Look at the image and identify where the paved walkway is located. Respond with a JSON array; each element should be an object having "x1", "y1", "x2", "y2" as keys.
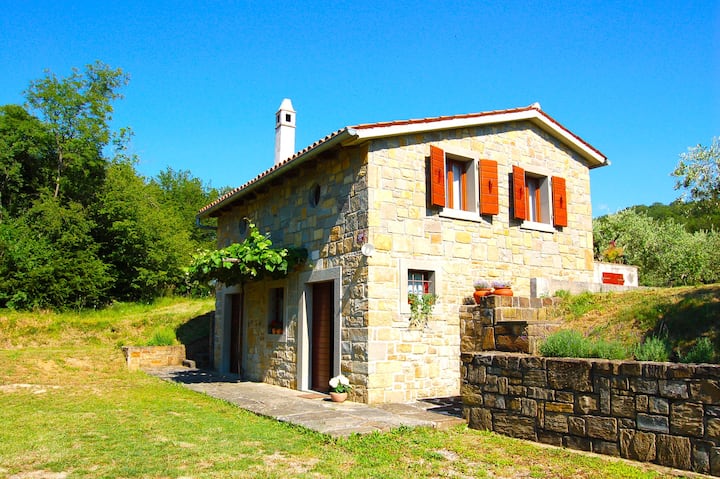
[{"x1": 147, "y1": 367, "x2": 466, "y2": 438}]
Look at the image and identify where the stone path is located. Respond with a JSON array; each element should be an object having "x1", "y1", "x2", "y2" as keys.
[{"x1": 147, "y1": 367, "x2": 465, "y2": 438}]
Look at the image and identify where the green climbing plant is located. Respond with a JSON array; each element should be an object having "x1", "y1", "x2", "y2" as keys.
[{"x1": 187, "y1": 221, "x2": 307, "y2": 287}]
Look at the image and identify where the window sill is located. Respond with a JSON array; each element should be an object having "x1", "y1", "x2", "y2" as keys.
[
  {"x1": 439, "y1": 208, "x2": 485, "y2": 223},
  {"x1": 520, "y1": 220, "x2": 556, "y2": 233}
]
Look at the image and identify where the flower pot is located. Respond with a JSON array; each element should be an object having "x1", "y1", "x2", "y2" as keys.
[
  {"x1": 492, "y1": 287, "x2": 513, "y2": 296},
  {"x1": 473, "y1": 289, "x2": 492, "y2": 303},
  {"x1": 329, "y1": 392, "x2": 347, "y2": 403}
]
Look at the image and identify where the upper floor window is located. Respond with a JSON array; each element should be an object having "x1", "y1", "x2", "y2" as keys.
[
  {"x1": 429, "y1": 145, "x2": 498, "y2": 218},
  {"x1": 408, "y1": 269, "x2": 433, "y2": 296},
  {"x1": 513, "y1": 165, "x2": 567, "y2": 230}
]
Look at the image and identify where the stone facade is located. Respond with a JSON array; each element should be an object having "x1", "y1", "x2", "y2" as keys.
[
  {"x1": 206, "y1": 112, "x2": 602, "y2": 404},
  {"x1": 462, "y1": 352, "x2": 720, "y2": 476}
]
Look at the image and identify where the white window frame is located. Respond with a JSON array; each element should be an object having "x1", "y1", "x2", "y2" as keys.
[
  {"x1": 520, "y1": 168, "x2": 555, "y2": 233},
  {"x1": 435, "y1": 146, "x2": 483, "y2": 222},
  {"x1": 399, "y1": 259, "x2": 441, "y2": 316}
]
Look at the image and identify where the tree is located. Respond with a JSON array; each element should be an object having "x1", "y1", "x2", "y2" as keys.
[
  {"x1": 0, "y1": 105, "x2": 55, "y2": 219},
  {"x1": 672, "y1": 137, "x2": 720, "y2": 210},
  {"x1": 24, "y1": 61, "x2": 129, "y2": 203}
]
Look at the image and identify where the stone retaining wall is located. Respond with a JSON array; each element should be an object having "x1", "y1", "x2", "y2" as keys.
[
  {"x1": 461, "y1": 352, "x2": 720, "y2": 476},
  {"x1": 122, "y1": 345, "x2": 186, "y2": 371}
]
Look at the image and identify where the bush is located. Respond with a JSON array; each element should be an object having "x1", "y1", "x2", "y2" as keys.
[
  {"x1": 540, "y1": 329, "x2": 629, "y2": 360},
  {"x1": 146, "y1": 327, "x2": 177, "y2": 346},
  {"x1": 634, "y1": 336, "x2": 671, "y2": 362},
  {"x1": 681, "y1": 337, "x2": 716, "y2": 364},
  {"x1": 540, "y1": 330, "x2": 592, "y2": 358}
]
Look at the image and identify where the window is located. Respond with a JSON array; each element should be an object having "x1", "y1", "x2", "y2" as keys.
[
  {"x1": 430, "y1": 145, "x2": 497, "y2": 218},
  {"x1": 268, "y1": 287, "x2": 284, "y2": 335},
  {"x1": 512, "y1": 166, "x2": 567, "y2": 229},
  {"x1": 408, "y1": 270, "x2": 433, "y2": 296}
]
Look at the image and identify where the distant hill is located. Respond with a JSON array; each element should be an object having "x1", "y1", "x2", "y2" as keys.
[{"x1": 628, "y1": 200, "x2": 719, "y2": 232}]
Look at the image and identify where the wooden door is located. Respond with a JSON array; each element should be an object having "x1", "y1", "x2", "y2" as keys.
[
  {"x1": 311, "y1": 282, "x2": 334, "y2": 392},
  {"x1": 230, "y1": 293, "x2": 242, "y2": 375}
]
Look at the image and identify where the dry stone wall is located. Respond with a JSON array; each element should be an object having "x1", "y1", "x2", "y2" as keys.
[{"x1": 462, "y1": 352, "x2": 720, "y2": 475}]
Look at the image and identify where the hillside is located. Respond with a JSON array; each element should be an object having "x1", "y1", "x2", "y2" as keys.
[{"x1": 554, "y1": 284, "x2": 720, "y2": 360}]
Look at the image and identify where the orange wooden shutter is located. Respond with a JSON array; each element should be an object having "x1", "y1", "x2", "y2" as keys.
[
  {"x1": 429, "y1": 146, "x2": 446, "y2": 207},
  {"x1": 479, "y1": 159, "x2": 499, "y2": 215},
  {"x1": 512, "y1": 165, "x2": 527, "y2": 220},
  {"x1": 552, "y1": 176, "x2": 568, "y2": 227}
]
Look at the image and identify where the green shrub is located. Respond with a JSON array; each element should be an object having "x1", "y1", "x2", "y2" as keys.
[
  {"x1": 146, "y1": 326, "x2": 177, "y2": 346},
  {"x1": 591, "y1": 340, "x2": 629, "y2": 360},
  {"x1": 540, "y1": 330, "x2": 592, "y2": 358},
  {"x1": 634, "y1": 336, "x2": 671, "y2": 362},
  {"x1": 540, "y1": 330, "x2": 629, "y2": 360},
  {"x1": 681, "y1": 337, "x2": 716, "y2": 364}
]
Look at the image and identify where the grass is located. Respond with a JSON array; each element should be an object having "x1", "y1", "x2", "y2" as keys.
[
  {"x1": 0, "y1": 297, "x2": 693, "y2": 478},
  {"x1": 550, "y1": 284, "x2": 720, "y2": 362}
]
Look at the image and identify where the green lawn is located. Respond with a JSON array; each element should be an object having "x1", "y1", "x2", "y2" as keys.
[{"x1": 0, "y1": 298, "x2": 691, "y2": 478}]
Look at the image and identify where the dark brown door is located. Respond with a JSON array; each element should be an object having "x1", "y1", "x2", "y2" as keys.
[
  {"x1": 311, "y1": 282, "x2": 334, "y2": 393},
  {"x1": 230, "y1": 293, "x2": 242, "y2": 375}
]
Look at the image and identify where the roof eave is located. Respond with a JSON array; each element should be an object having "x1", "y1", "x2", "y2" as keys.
[
  {"x1": 344, "y1": 108, "x2": 608, "y2": 168},
  {"x1": 198, "y1": 128, "x2": 359, "y2": 218}
]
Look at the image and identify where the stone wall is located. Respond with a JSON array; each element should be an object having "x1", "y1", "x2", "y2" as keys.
[
  {"x1": 460, "y1": 297, "x2": 561, "y2": 355},
  {"x1": 462, "y1": 352, "x2": 720, "y2": 475},
  {"x1": 122, "y1": 345, "x2": 186, "y2": 371}
]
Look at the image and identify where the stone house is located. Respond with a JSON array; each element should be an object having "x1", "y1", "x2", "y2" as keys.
[{"x1": 197, "y1": 100, "x2": 608, "y2": 404}]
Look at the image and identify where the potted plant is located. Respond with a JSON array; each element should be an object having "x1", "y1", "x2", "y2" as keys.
[
  {"x1": 473, "y1": 279, "x2": 492, "y2": 303},
  {"x1": 328, "y1": 374, "x2": 352, "y2": 402},
  {"x1": 491, "y1": 280, "x2": 513, "y2": 296}
]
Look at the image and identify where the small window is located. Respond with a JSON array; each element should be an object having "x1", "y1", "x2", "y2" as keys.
[
  {"x1": 408, "y1": 270, "x2": 434, "y2": 296},
  {"x1": 285, "y1": 113, "x2": 292, "y2": 122},
  {"x1": 268, "y1": 287, "x2": 284, "y2": 335},
  {"x1": 309, "y1": 183, "x2": 321, "y2": 207},
  {"x1": 513, "y1": 166, "x2": 566, "y2": 231}
]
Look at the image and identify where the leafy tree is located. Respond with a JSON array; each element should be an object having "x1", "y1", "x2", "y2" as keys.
[
  {"x1": 151, "y1": 167, "x2": 220, "y2": 247},
  {"x1": 594, "y1": 209, "x2": 720, "y2": 286},
  {"x1": 0, "y1": 105, "x2": 55, "y2": 218},
  {"x1": 672, "y1": 136, "x2": 720, "y2": 211},
  {"x1": 0, "y1": 196, "x2": 110, "y2": 309},
  {"x1": 631, "y1": 200, "x2": 720, "y2": 233},
  {"x1": 94, "y1": 161, "x2": 194, "y2": 301},
  {"x1": 24, "y1": 61, "x2": 129, "y2": 203}
]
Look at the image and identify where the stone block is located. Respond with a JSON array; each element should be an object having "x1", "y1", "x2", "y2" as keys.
[
  {"x1": 637, "y1": 413, "x2": 669, "y2": 433},
  {"x1": 494, "y1": 412, "x2": 537, "y2": 440},
  {"x1": 545, "y1": 412, "x2": 569, "y2": 433},
  {"x1": 469, "y1": 407, "x2": 493, "y2": 431},
  {"x1": 527, "y1": 387, "x2": 554, "y2": 400},
  {"x1": 547, "y1": 358, "x2": 592, "y2": 392},
  {"x1": 629, "y1": 377, "x2": 658, "y2": 395},
  {"x1": 635, "y1": 394, "x2": 648, "y2": 412},
  {"x1": 657, "y1": 434, "x2": 691, "y2": 470},
  {"x1": 711, "y1": 447, "x2": 720, "y2": 476},
  {"x1": 593, "y1": 440, "x2": 619, "y2": 456},
  {"x1": 658, "y1": 380, "x2": 689, "y2": 399},
  {"x1": 545, "y1": 402, "x2": 574, "y2": 413},
  {"x1": 483, "y1": 393, "x2": 506, "y2": 410},
  {"x1": 670, "y1": 401, "x2": 704, "y2": 437},
  {"x1": 564, "y1": 435, "x2": 592, "y2": 451},
  {"x1": 620, "y1": 429, "x2": 656, "y2": 462},
  {"x1": 690, "y1": 380, "x2": 720, "y2": 404},
  {"x1": 568, "y1": 416, "x2": 587, "y2": 436},
  {"x1": 586, "y1": 416, "x2": 618, "y2": 441},
  {"x1": 648, "y1": 396, "x2": 669, "y2": 415},
  {"x1": 537, "y1": 431, "x2": 563, "y2": 446},
  {"x1": 707, "y1": 418, "x2": 720, "y2": 441},
  {"x1": 619, "y1": 361, "x2": 643, "y2": 377},
  {"x1": 692, "y1": 440, "x2": 713, "y2": 475},
  {"x1": 611, "y1": 394, "x2": 636, "y2": 418},
  {"x1": 576, "y1": 395, "x2": 598, "y2": 414}
]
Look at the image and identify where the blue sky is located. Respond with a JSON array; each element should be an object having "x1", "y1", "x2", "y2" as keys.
[{"x1": 1, "y1": 1, "x2": 718, "y2": 216}]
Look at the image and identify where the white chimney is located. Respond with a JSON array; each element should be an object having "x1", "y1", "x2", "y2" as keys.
[{"x1": 274, "y1": 98, "x2": 296, "y2": 166}]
